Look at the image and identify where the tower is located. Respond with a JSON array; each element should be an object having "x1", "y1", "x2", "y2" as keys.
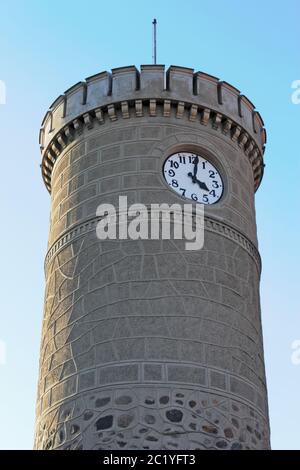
[{"x1": 35, "y1": 65, "x2": 270, "y2": 450}]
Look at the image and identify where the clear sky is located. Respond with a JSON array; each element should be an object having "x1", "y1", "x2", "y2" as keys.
[{"x1": 0, "y1": 0, "x2": 299, "y2": 450}]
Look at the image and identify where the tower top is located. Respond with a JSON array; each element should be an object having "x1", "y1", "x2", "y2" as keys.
[{"x1": 39, "y1": 64, "x2": 266, "y2": 193}]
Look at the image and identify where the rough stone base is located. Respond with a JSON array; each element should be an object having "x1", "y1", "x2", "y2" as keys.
[{"x1": 35, "y1": 385, "x2": 269, "y2": 450}]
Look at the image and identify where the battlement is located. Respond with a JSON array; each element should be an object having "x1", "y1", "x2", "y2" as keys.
[{"x1": 40, "y1": 65, "x2": 266, "y2": 192}]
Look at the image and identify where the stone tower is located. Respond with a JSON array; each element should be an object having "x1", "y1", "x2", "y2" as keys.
[{"x1": 35, "y1": 65, "x2": 270, "y2": 450}]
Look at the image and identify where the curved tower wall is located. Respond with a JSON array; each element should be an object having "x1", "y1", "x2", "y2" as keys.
[{"x1": 35, "y1": 65, "x2": 270, "y2": 450}]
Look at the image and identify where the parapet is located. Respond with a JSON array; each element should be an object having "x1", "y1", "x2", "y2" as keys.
[{"x1": 39, "y1": 65, "x2": 266, "y2": 193}]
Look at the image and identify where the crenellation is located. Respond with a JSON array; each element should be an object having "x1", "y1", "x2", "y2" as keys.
[
  {"x1": 222, "y1": 81, "x2": 241, "y2": 96},
  {"x1": 39, "y1": 65, "x2": 266, "y2": 157},
  {"x1": 51, "y1": 96, "x2": 67, "y2": 134},
  {"x1": 39, "y1": 128, "x2": 45, "y2": 151},
  {"x1": 111, "y1": 65, "x2": 140, "y2": 98},
  {"x1": 86, "y1": 71, "x2": 112, "y2": 107},
  {"x1": 217, "y1": 81, "x2": 223, "y2": 105},
  {"x1": 48, "y1": 93, "x2": 65, "y2": 114},
  {"x1": 220, "y1": 82, "x2": 241, "y2": 119},
  {"x1": 140, "y1": 64, "x2": 165, "y2": 93},
  {"x1": 262, "y1": 127, "x2": 267, "y2": 145},
  {"x1": 64, "y1": 82, "x2": 87, "y2": 118},
  {"x1": 39, "y1": 65, "x2": 266, "y2": 194},
  {"x1": 82, "y1": 83, "x2": 87, "y2": 106},
  {"x1": 193, "y1": 71, "x2": 220, "y2": 109},
  {"x1": 166, "y1": 65, "x2": 194, "y2": 96},
  {"x1": 42, "y1": 111, "x2": 53, "y2": 137},
  {"x1": 239, "y1": 95, "x2": 256, "y2": 136}
]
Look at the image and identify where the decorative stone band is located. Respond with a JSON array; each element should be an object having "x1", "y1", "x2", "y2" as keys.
[
  {"x1": 39, "y1": 65, "x2": 266, "y2": 193},
  {"x1": 40, "y1": 361, "x2": 268, "y2": 419},
  {"x1": 44, "y1": 214, "x2": 261, "y2": 274}
]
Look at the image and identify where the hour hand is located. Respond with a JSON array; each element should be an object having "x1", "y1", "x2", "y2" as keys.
[
  {"x1": 196, "y1": 179, "x2": 209, "y2": 191},
  {"x1": 188, "y1": 171, "x2": 196, "y2": 183},
  {"x1": 187, "y1": 172, "x2": 209, "y2": 192}
]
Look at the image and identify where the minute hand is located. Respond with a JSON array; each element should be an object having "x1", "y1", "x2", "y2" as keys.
[{"x1": 193, "y1": 156, "x2": 199, "y2": 179}]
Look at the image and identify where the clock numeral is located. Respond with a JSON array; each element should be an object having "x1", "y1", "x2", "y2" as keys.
[
  {"x1": 212, "y1": 180, "x2": 219, "y2": 188},
  {"x1": 186, "y1": 155, "x2": 196, "y2": 164},
  {"x1": 191, "y1": 193, "x2": 198, "y2": 201},
  {"x1": 172, "y1": 179, "x2": 179, "y2": 188},
  {"x1": 168, "y1": 169, "x2": 175, "y2": 177},
  {"x1": 179, "y1": 187, "x2": 186, "y2": 196},
  {"x1": 202, "y1": 161, "x2": 206, "y2": 169},
  {"x1": 179, "y1": 155, "x2": 186, "y2": 164},
  {"x1": 170, "y1": 160, "x2": 179, "y2": 169},
  {"x1": 209, "y1": 170, "x2": 216, "y2": 178},
  {"x1": 202, "y1": 194, "x2": 209, "y2": 203},
  {"x1": 209, "y1": 190, "x2": 216, "y2": 197}
]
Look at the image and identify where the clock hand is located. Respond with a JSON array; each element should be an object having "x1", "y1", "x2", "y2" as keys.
[
  {"x1": 187, "y1": 173, "x2": 209, "y2": 191},
  {"x1": 195, "y1": 178, "x2": 209, "y2": 191},
  {"x1": 193, "y1": 156, "x2": 199, "y2": 180},
  {"x1": 187, "y1": 156, "x2": 199, "y2": 184}
]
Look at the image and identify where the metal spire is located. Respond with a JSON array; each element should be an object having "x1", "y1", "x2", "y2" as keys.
[{"x1": 152, "y1": 18, "x2": 157, "y2": 64}]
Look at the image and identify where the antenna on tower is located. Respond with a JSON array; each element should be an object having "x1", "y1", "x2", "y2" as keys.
[{"x1": 152, "y1": 18, "x2": 157, "y2": 64}]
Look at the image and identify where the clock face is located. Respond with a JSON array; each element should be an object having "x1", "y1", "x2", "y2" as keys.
[{"x1": 163, "y1": 152, "x2": 224, "y2": 204}]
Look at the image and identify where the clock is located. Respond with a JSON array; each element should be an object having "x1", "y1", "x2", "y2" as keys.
[{"x1": 163, "y1": 152, "x2": 224, "y2": 204}]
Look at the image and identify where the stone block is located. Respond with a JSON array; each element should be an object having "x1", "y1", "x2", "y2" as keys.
[
  {"x1": 143, "y1": 363, "x2": 163, "y2": 381},
  {"x1": 113, "y1": 338, "x2": 145, "y2": 361},
  {"x1": 99, "y1": 364, "x2": 139, "y2": 384},
  {"x1": 70, "y1": 142, "x2": 86, "y2": 163},
  {"x1": 167, "y1": 365, "x2": 206, "y2": 385},
  {"x1": 101, "y1": 146, "x2": 121, "y2": 162},
  {"x1": 146, "y1": 338, "x2": 180, "y2": 360},
  {"x1": 114, "y1": 255, "x2": 142, "y2": 282},
  {"x1": 79, "y1": 370, "x2": 96, "y2": 390},
  {"x1": 230, "y1": 377, "x2": 255, "y2": 403},
  {"x1": 140, "y1": 126, "x2": 162, "y2": 139},
  {"x1": 210, "y1": 370, "x2": 227, "y2": 390},
  {"x1": 51, "y1": 376, "x2": 77, "y2": 404},
  {"x1": 180, "y1": 341, "x2": 204, "y2": 362},
  {"x1": 123, "y1": 141, "x2": 154, "y2": 156}
]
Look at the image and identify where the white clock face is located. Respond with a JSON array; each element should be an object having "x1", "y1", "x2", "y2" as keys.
[{"x1": 163, "y1": 152, "x2": 224, "y2": 204}]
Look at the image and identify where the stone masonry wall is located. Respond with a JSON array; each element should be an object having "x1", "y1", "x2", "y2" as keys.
[{"x1": 35, "y1": 66, "x2": 270, "y2": 450}]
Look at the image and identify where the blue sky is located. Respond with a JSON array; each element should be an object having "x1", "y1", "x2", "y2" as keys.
[{"x1": 0, "y1": 0, "x2": 299, "y2": 450}]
